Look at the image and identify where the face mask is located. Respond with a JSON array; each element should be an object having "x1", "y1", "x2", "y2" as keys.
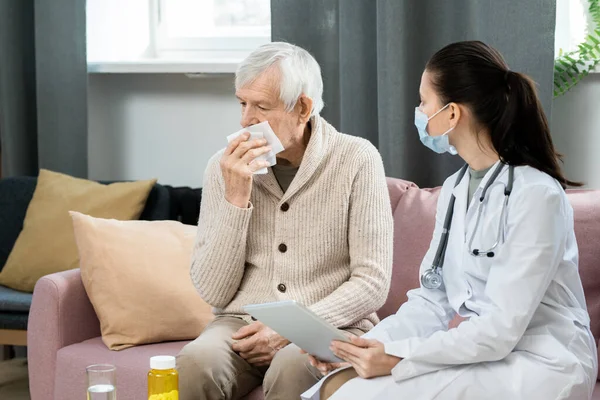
[{"x1": 414, "y1": 104, "x2": 458, "y2": 155}]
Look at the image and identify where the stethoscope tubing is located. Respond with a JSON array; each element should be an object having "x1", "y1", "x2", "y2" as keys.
[{"x1": 422, "y1": 162, "x2": 514, "y2": 290}]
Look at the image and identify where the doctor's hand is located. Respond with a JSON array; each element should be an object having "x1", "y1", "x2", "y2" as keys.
[
  {"x1": 231, "y1": 321, "x2": 290, "y2": 367},
  {"x1": 221, "y1": 132, "x2": 272, "y2": 208},
  {"x1": 330, "y1": 336, "x2": 401, "y2": 379},
  {"x1": 303, "y1": 352, "x2": 350, "y2": 376},
  {"x1": 301, "y1": 330, "x2": 357, "y2": 376}
]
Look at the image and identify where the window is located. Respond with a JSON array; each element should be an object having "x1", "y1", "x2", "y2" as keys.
[
  {"x1": 555, "y1": 0, "x2": 592, "y2": 58},
  {"x1": 87, "y1": 0, "x2": 152, "y2": 63},
  {"x1": 155, "y1": 0, "x2": 271, "y2": 57},
  {"x1": 86, "y1": 0, "x2": 271, "y2": 69}
]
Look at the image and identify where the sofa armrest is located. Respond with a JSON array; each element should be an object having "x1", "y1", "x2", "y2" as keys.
[{"x1": 28, "y1": 269, "x2": 100, "y2": 400}]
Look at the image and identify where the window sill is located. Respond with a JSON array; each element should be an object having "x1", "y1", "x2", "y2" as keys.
[{"x1": 87, "y1": 59, "x2": 240, "y2": 74}]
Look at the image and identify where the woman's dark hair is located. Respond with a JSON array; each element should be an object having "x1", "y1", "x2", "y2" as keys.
[{"x1": 426, "y1": 40, "x2": 581, "y2": 188}]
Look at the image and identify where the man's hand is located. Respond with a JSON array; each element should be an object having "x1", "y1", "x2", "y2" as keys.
[
  {"x1": 330, "y1": 336, "x2": 401, "y2": 379},
  {"x1": 231, "y1": 322, "x2": 290, "y2": 367},
  {"x1": 221, "y1": 133, "x2": 272, "y2": 208}
]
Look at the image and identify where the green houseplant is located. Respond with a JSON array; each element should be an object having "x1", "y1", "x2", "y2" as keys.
[{"x1": 554, "y1": 0, "x2": 600, "y2": 97}]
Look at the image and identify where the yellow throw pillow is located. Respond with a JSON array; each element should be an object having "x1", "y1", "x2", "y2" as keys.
[
  {"x1": 69, "y1": 212, "x2": 214, "y2": 350},
  {"x1": 0, "y1": 169, "x2": 156, "y2": 292}
]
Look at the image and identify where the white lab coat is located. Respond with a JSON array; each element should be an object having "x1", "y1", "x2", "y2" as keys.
[{"x1": 303, "y1": 162, "x2": 598, "y2": 400}]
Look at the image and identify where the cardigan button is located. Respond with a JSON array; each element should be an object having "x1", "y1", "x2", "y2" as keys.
[
  {"x1": 280, "y1": 202, "x2": 290, "y2": 212},
  {"x1": 277, "y1": 283, "x2": 287, "y2": 293},
  {"x1": 278, "y1": 243, "x2": 288, "y2": 253}
]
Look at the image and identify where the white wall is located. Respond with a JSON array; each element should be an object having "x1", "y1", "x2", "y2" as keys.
[
  {"x1": 88, "y1": 74, "x2": 240, "y2": 187},
  {"x1": 552, "y1": 73, "x2": 600, "y2": 189},
  {"x1": 88, "y1": 73, "x2": 600, "y2": 189}
]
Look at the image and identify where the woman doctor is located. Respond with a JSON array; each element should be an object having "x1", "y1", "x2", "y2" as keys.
[{"x1": 305, "y1": 41, "x2": 598, "y2": 400}]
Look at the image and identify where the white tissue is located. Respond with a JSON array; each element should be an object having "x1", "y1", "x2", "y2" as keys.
[{"x1": 226, "y1": 121, "x2": 285, "y2": 174}]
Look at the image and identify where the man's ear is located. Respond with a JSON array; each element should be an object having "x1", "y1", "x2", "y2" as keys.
[{"x1": 296, "y1": 95, "x2": 313, "y2": 124}]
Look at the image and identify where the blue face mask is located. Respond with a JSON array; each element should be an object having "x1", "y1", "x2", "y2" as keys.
[{"x1": 414, "y1": 104, "x2": 458, "y2": 155}]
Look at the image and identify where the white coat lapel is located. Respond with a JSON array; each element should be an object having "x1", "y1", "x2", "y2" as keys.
[{"x1": 451, "y1": 171, "x2": 470, "y2": 242}]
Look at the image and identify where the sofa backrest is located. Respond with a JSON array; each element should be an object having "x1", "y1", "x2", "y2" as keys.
[
  {"x1": 379, "y1": 179, "x2": 440, "y2": 319},
  {"x1": 381, "y1": 178, "x2": 600, "y2": 346},
  {"x1": 161, "y1": 186, "x2": 203, "y2": 225},
  {"x1": 0, "y1": 177, "x2": 37, "y2": 272},
  {"x1": 0, "y1": 177, "x2": 171, "y2": 271},
  {"x1": 568, "y1": 189, "x2": 600, "y2": 343}
]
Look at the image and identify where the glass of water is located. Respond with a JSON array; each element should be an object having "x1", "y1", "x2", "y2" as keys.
[{"x1": 86, "y1": 364, "x2": 116, "y2": 400}]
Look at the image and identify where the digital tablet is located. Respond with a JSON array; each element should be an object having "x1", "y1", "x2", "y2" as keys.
[{"x1": 243, "y1": 300, "x2": 350, "y2": 363}]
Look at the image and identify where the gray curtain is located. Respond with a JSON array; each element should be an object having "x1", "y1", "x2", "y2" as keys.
[
  {"x1": 272, "y1": 0, "x2": 556, "y2": 187},
  {"x1": 0, "y1": 0, "x2": 88, "y2": 178}
]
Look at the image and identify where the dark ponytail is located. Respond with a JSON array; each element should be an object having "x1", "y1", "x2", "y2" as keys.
[{"x1": 426, "y1": 41, "x2": 581, "y2": 189}]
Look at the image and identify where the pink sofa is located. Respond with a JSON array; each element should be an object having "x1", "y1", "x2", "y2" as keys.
[{"x1": 28, "y1": 178, "x2": 600, "y2": 400}]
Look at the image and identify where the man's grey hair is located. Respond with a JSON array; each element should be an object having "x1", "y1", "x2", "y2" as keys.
[{"x1": 235, "y1": 42, "x2": 324, "y2": 116}]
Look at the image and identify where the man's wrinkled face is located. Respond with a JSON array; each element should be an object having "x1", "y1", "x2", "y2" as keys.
[{"x1": 236, "y1": 66, "x2": 302, "y2": 153}]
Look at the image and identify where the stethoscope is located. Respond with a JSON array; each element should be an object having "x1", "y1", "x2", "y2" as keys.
[{"x1": 421, "y1": 162, "x2": 515, "y2": 290}]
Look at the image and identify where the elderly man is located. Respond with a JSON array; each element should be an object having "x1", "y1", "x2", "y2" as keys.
[{"x1": 177, "y1": 42, "x2": 393, "y2": 400}]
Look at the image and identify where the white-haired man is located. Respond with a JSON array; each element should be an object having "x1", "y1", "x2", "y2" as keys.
[{"x1": 177, "y1": 42, "x2": 393, "y2": 399}]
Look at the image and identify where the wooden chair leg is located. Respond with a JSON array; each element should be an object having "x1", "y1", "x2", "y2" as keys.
[
  {"x1": 1, "y1": 345, "x2": 12, "y2": 361},
  {"x1": 13, "y1": 345, "x2": 27, "y2": 358}
]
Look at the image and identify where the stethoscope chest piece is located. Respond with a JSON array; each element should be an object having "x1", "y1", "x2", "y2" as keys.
[{"x1": 421, "y1": 267, "x2": 443, "y2": 290}]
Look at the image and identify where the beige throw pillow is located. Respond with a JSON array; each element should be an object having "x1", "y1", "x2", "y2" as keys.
[
  {"x1": 0, "y1": 169, "x2": 156, "y2": 292},
  {"x1": 70, "y1": 211, "x2": 214, "y2": 350}
]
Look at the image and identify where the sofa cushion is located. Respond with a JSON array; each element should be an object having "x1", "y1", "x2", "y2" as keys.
[
  {"x1": 0, "y1": 170, "x2": 157, "y2": 292},
  {"x1": 70, "y1": 212, "x2": 214, "y2": 350},
  {"x1": 55, "y1": 336, "x2": 267, "y2": 400},
  {"x1": 385, "y1": 178, "x2": 418, "y2": 214},
  {"x1": 0, "y1": 312, "x2": 28, "y2": 330},
  {"x1": 55, "y1": 337, "x2": 188, "y2": 400},
  {"x1": 0, "y1": 284, "x2": 32, "y2": 312},
  {"x1": 138, "y1": 184, "x2": 171, "y2": 221},
  {"x1": 162, "y1": 186, "x2": 203, "y2": 225},
  {"x1": 378, "y1": 183, "x2": 441, "y2": 319},
  {"x1": 567, "y1": 189, "x2": 600, "y2": 344},
  {"x1": 0, "y1": 177, "x2": 170, "y2": 275},
  {"x1": 593, "y1": 381, "x2": 600, "y2": 400}
]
